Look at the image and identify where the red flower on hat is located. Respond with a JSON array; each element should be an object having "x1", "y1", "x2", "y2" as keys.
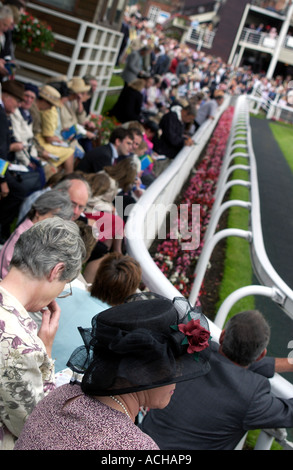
[{"x1": 177, "y1": 318, "x2": 210, "y2": 354}]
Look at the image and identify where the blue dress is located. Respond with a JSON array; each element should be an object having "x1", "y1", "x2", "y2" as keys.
[{"x1": 53, "y1": 285, "x2": 109, "y2": 372}]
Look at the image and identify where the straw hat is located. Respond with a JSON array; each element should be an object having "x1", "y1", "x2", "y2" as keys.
[
  {"x1": 67, "y1": 77, "x2": 91, "y2": 94},
  {"x1": 38, "y1": 85, "x2": 62, "y2": 107}
]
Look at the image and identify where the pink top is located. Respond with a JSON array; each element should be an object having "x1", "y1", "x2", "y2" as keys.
[
  {"x1": 14, "y1": 384, "x2": 160, "y2": 450},
  {"x1": 0, "y1": 218, "x2": 33, "y2": 279}
]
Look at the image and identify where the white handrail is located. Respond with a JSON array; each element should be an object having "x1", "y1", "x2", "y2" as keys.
[{"x1": 125, "y1": 95, "x2": 293, "y2": 449}]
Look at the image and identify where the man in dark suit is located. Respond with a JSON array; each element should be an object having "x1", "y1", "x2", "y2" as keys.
[
  {"x1": 77, "y1": 127, "x2": 134, "y2": 173},
  {"x1": 153, "y1": 103, "x2": 196, "y2": 160},
  {"x1": 140, "y1": 310, "x2": 293, "y2": 450}
]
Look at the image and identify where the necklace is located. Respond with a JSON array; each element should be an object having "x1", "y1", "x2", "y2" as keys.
[{"x1": 109, "y1": 395, "x2": 130, "y2": 418}]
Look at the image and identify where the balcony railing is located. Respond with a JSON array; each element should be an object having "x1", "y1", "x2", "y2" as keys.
[
  {"x1": 240, "y1": 27, "x2": 278, "y2": 49},
  {"x1": 185, "y1": 27, "x2": 216, "y2": 49}
]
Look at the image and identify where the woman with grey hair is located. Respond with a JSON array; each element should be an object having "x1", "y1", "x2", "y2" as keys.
[
  {"x1": 0, "y1": 217, "x2": 86, "y2": 449},
  {"x1": 0, "y1": 189, "x2": 73, "y2": 279}
]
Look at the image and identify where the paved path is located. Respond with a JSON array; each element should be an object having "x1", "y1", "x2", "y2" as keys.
[{"x1": 250, "y1": 117, "x2": 293, "y2": 371}]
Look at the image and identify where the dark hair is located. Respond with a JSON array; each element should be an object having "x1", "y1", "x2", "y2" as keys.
[
  {"x1": 49, "y1": 81, "x2": 70, "y2": 97},
  {"x1": 104, "y1": 157, "x2": 138, "y2": 191},
  {"x1": 221, "y1": 310, "x2": 270, "y2": 366},
  {"x1": 183, "y1": 104, "x2": 196, "y2": 116},
  {"x1": 75, "y1": 220, "x2": 96, "y2": 262},
  {"x1": 90, "y1": 252, "x2": 142, "y2": 305},
  {"x1": 109, "y1": 127, "x2": 134, "y2": 144}
]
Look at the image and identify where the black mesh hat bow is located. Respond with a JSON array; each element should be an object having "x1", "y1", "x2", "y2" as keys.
[{"x1": 67, "y1": 293, "x2": 211, "y2": 396}]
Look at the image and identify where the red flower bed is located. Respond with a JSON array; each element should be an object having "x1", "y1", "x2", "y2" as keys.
[{"x1": 153, "y1": 106, "x2": 235, "y2": 302}]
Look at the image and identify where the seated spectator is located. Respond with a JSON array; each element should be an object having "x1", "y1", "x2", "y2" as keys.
[
  {"x1": 60, "y1": 76, "x2": 96, "y2": 153},
  {"x1": 75, "y1": 219, "x2": 96, "y2": 266},
  {"x1": 0, "y1": 80, "x2": 43, "y2": 243},
  {"x1": 83, "y1": 170, "x2": 118, "y2": 217},
  {"x1": 110, "y1": 78, "x2": 145, "y2": 123},
  {"x1": 0, "y1": 217, "x2": 85, "y2": 449},
  {"x1": 10, "y1": 83, "x2": 46, "y2": 187},
  {"x1": 76, "y1": 127, "x2": 134, "y2": 173},
  {"x1": 140, "y1": 310, "x2": 293, "y2": 450},
  {"x1": 152, "y1": 46, "x2": 171, "y2": 75},
  {"x1": 14, "y1": 294, "x2": 211, "y2": 450},
  {"x1": 31, "y1": 84, "x2": 74, "y2": 175},
  {"x1": 194, "y1": 89, "x2": 225, "y2": 130},
  {"x1": 48, "y1": 79, "x2": 86, "y2": 163},
  {"x1": 152, "y1": 103, "x2": 195, "y2": 174},
  {"x1": 140, "y1": 75, "x2": 156, "y2": 116},
  {"x1": 82, "y1": 170, "x2": 124, "y2": 267},
  {"x1": 82, "y1": 74, "x2": 98, "y2": 114},
  {"x1": 122, "y1": 121, "x2": 144, "y2": 166},
  {"x1": 90, "y1": 252, "x2": 142, "y2": 305},
  {"x1": 0, "y1": 189, "x2": 73, "y2": 279},
  {"x1": 136, "y1": 138, "x2": 156, "y2": 187},
  {"x1": 105, "y1": 156, "x2": 143, "y2": 218},
  {"x1": 54, "y1": 174, "x2": 91, "y2": 221},
  {"x1": 16, "y1": 172, "x2": 91, "y2": 224},
  {"x1": 52, "y1": 252, "x2": 142, "y2": 372},
  {"x1": 81, "y1": 158, "x2": 139, "y2": 283},
  {"x1": 142, "y1": 119, "x2": 159, "y2": 153}
]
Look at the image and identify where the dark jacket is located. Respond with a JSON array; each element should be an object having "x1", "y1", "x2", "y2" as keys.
[
  {"x1": 0, "y1": 105, "x2": 11, "y2": 183},
  {"x1": 77, "y1": 143, "x2": 114, "y2": 173},
  {"x1": 111, "y1": 85, "x2": 143, "y2": 123},
  {"x1": 153, "y1": 109, "x2": 185, "y2": 159},
  {"x1": 141, "y1": 341, "x2": 293, "y2": 450}
]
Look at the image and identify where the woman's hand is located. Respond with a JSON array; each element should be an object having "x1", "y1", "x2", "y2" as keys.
[
  {"x1": 10, "y1": 142, "x2": 25, "y2": 152},
  {"x1": 0, "y1": 181, "x2": 9, "y2": 199},
  {"x1": 38, "y1": 300, "x2": 61, "y2": 358}
]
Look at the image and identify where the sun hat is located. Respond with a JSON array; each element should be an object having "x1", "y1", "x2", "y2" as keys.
[
  {"x1": 38, "y1": 85, "x2": 62, "y2": 107},
  {"x1": 67, "y1": 293, "x2": 211, "y2": 396},
  {"x1": 2, "y1": 80, "x2": 25, "y2": 101},
  {"x1": 67, "y1": 77, "x2": 91, "y2": 94}
]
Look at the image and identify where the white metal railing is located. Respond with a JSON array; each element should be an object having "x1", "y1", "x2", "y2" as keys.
[
  {"x1": 185, "y1": 27, "x2": 215, "y2": 49},
  {"x1": 15, "y1": 2, "x2": 123, "y2": 114},
  {"x1": 240, "y1": 27, "x2": 293, "y2": 54},
  {"x1": 240, "y1": 27, "x2": 278, "y2": 49},
  {"x1": 125, "y1": 97, "x2": 231, "y2": 341},
  {"x1": 248, "y1": 85, "x2": 293, "y2": 124},
  {"x1": 190, "y1": 95, "x2": 293, "y2": 326},
  {"x1": 125, "y1": 95, "x2": 293, "y2": 449}
]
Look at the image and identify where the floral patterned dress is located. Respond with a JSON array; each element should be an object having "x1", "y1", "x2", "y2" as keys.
[{"x1": 0, "y1": 286, "x2": 55, "y2": 450}]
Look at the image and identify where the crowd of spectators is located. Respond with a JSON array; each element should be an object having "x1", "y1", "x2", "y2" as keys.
[{"x1": 0, "y1": 0, "x2": 293, "y2": 452}]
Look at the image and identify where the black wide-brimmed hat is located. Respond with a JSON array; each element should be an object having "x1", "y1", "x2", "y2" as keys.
[{"x1": 67, "y1": 293, "x2": 211, "y2": 396}]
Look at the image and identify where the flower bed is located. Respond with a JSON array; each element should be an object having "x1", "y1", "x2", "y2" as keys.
[
  {"x1": 152, "y1": 106, "x2": 235, "y2": 304},
  {"x1": 89, "y1": 114, "x2": 120, "y2": 145}
]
